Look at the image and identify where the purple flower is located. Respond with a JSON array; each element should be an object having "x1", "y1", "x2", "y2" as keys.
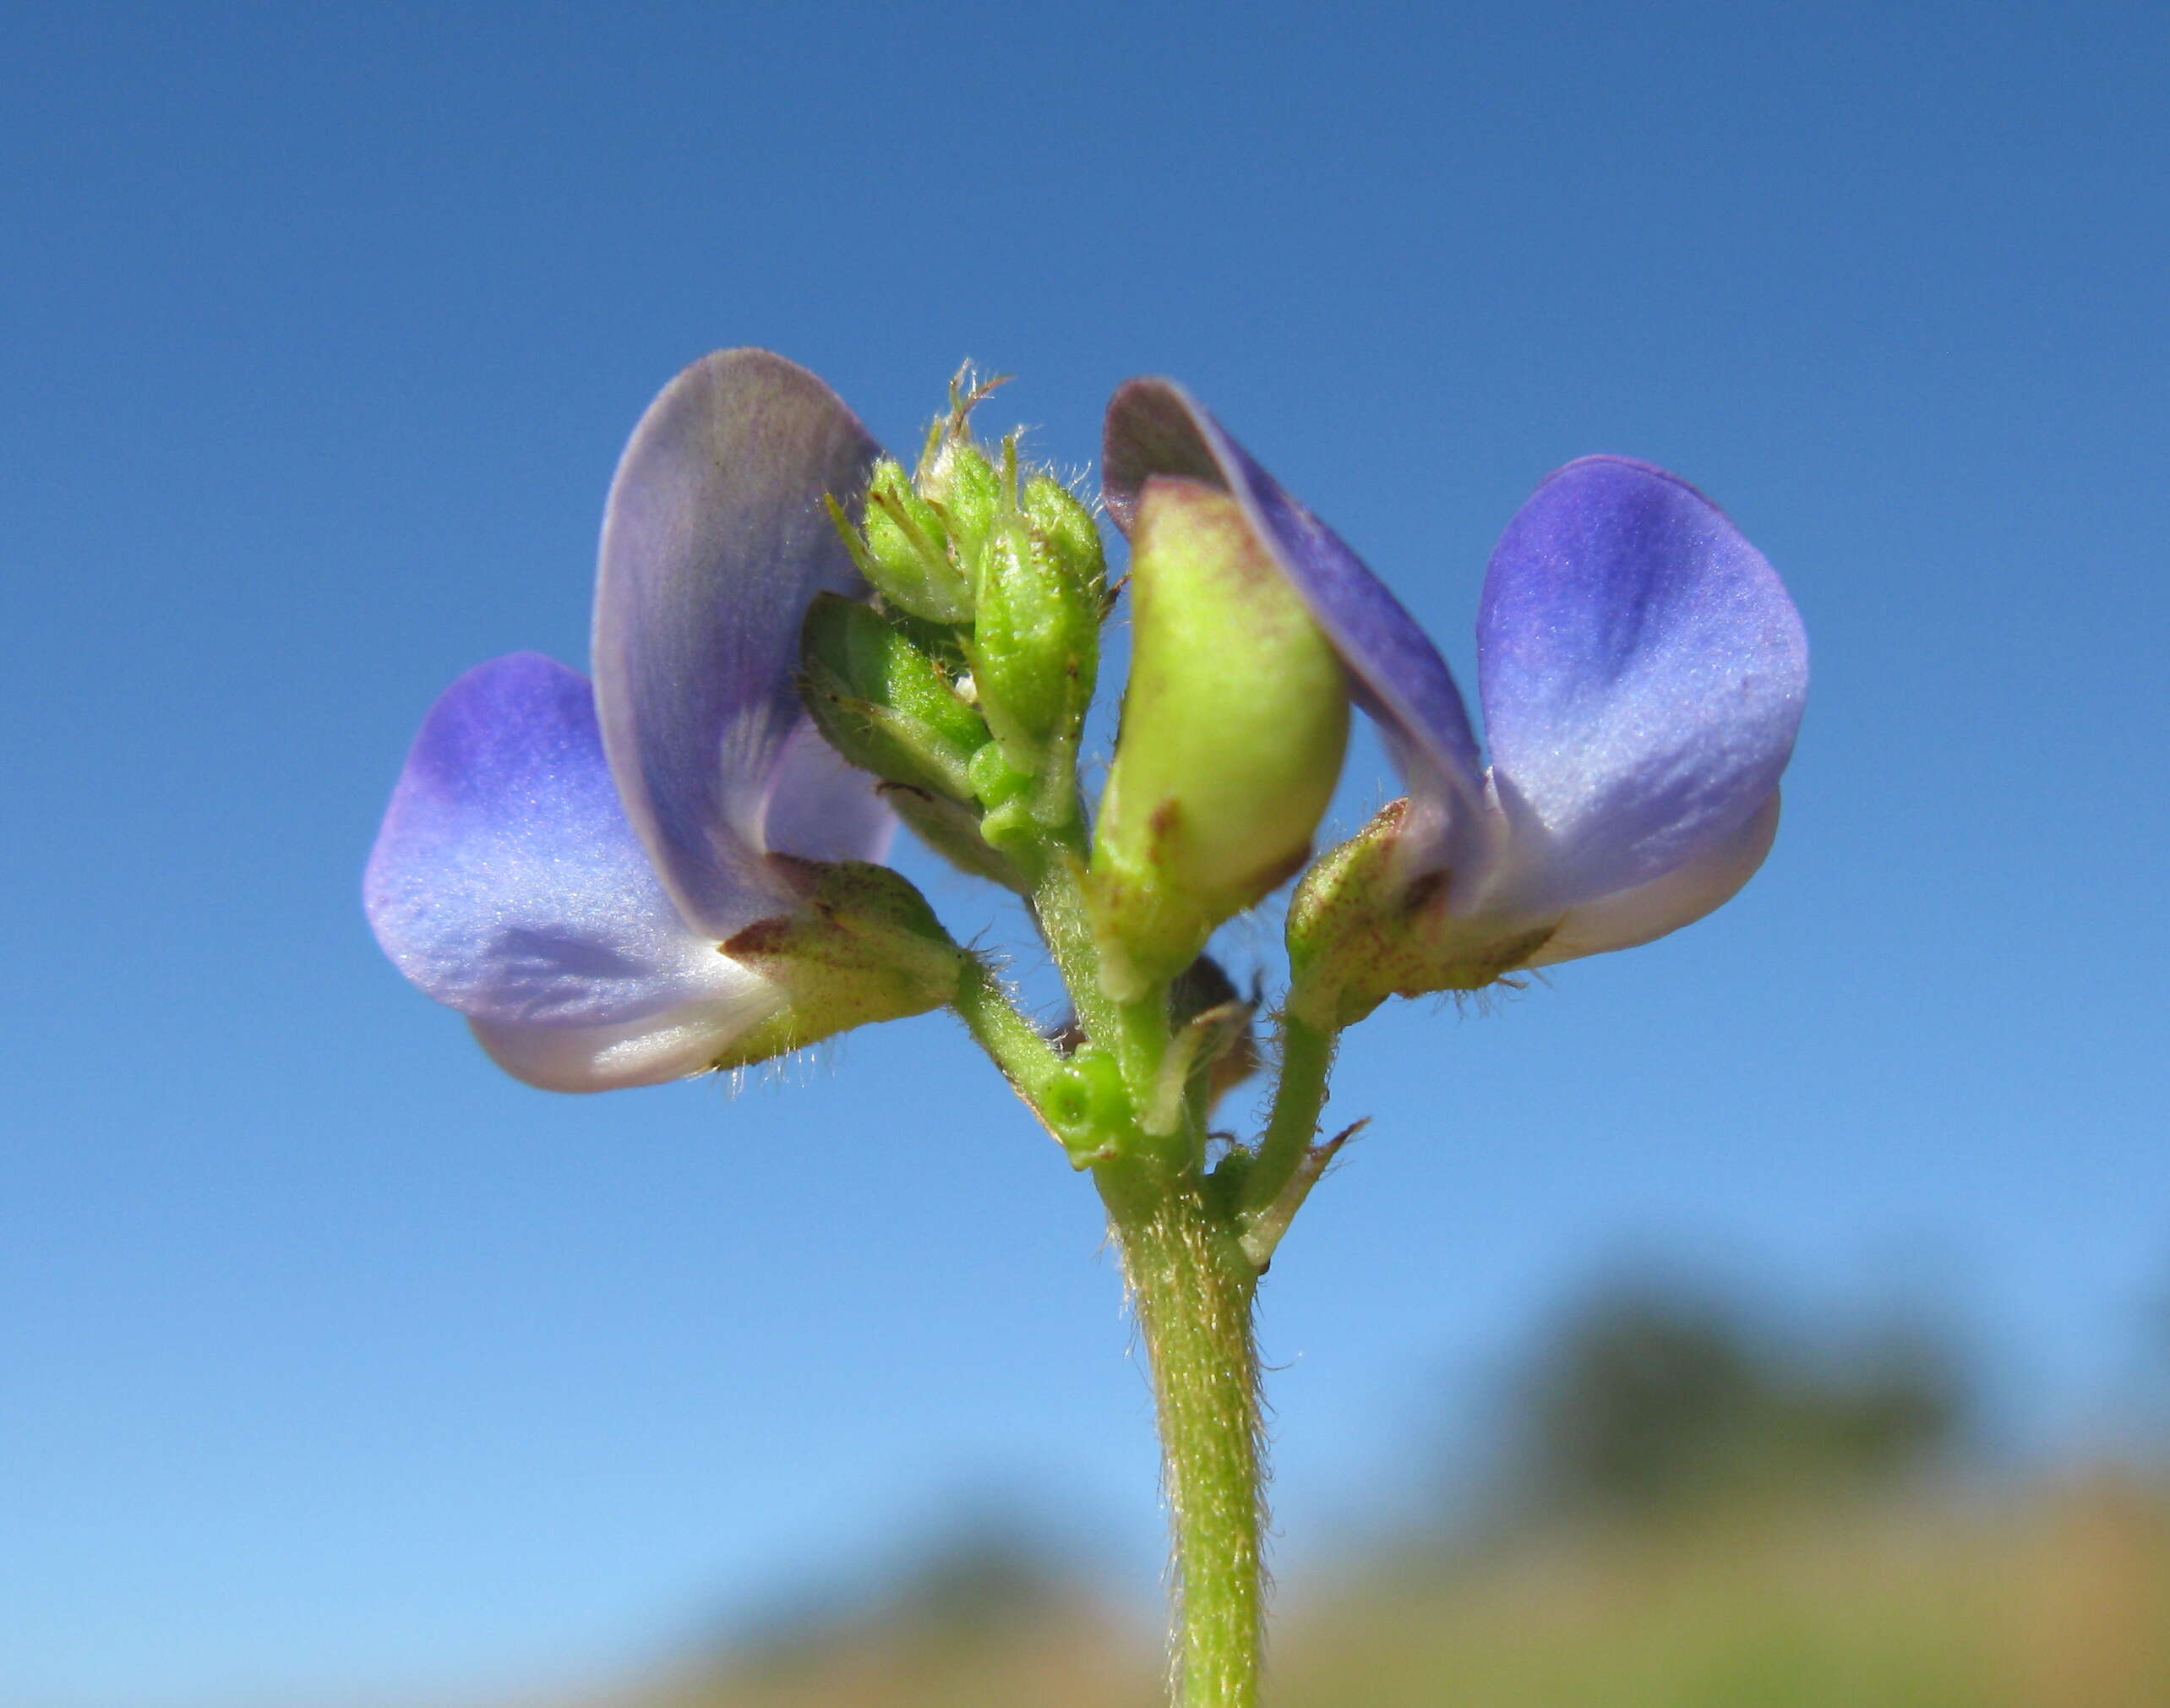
[
  {"x1": 1103, "y1": 382, "x2": 1807, "y2": 1008},
  {"x1": 366, "y1": 351, "x2": 908, "y2": 1091}
]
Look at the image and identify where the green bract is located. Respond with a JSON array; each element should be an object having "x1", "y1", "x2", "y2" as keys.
[
  {"x1": 800, "y1": 592, "x2": 987, "y2": 804},
  {"x1": 1088, "y1": 475, "x2": 1350, "y2": 1001}
]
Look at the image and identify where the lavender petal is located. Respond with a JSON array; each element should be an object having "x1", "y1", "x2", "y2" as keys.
[
  {"x1": 594, "y1": 349, "x2": 885, "y2": 939},
  {"x1": 1477, "y1": 456, "x2": 1807, "y2": 915},
  {"x1": 759, "y1": 718, "x2": 896, "y2": 866},
  {"x1": 469, "y1": 996, "x2": 781, "y2": 1093},
  {"x1": 1528, "y1": 789, "x2": 1782, "y2": 966},
  {"x1": 364, "y1": 653, "x2": 753, "y2": 1029}
]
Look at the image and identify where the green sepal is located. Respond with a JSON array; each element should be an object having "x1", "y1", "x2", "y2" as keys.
[
  {"x1": 714, "y1": 858, "x2": 963, "y2": 1067},
  {"x1": 1284, "y1": 798, "x2": 1558, "y2": 1029},
  {"x1": 1088, "y1": 475, "x2": 1350, "y2": 1000},
  {"x1": 1084, "y1": 851, "x2": 1219, "y2": 1003},
  {"x1": 800, "y1": 593, "x2": 989, "y2": 802}
]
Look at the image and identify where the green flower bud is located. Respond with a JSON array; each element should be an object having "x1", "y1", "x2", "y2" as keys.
[
  {"x1": 851, "y1": 460, "x2": 974, "y2": 624},
  {"x1": 919, "y1": 436, "x2": 1003, "y2": 583},
  {"x1": 965, "y1": 737, "x2": 1043, "y2": 858},
  {"x1": 1024, "y1": 472, "x2": 1106, "y2": 591},
  {"x1": 800, "y1": 592, "x2": 989, "y2": 802},
  {"x1": 967, "y1": 738, "x2": 1033, "y2": 810},
  {"x1": 1088, "y1": 475, "x2": 1351, "y2": 999},
  {"x1": 963, "y1": 451, "x2": 1102, "y2": 771}
]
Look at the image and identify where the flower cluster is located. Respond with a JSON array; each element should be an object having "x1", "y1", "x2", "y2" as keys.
[
  {"x1": 367, "y1": 351, "x2": 1806, "y2": 1089},
  {"x1": 363, "y1": 347, "x2": 1811, "y2": 1705}
]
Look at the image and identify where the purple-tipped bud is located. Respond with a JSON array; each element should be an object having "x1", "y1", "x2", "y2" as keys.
[{"x1": 1088, "y1": 476, "x2": 1350, "y2": 999}]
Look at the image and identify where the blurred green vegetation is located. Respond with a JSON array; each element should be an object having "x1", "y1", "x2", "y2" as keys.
[
  {"x1": 603, "y1": 1280, "x2": 2170, "y2": 1708},
  {"x1": 1495, "y1": 1278, "x2": 1965, "y2": 1521}
]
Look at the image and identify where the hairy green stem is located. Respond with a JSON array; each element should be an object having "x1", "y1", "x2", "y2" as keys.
[
  {"x1": 1099, "y1": 1157, "x2": 1265, "y2": 1708},
  {"x1": 959, "y1": 800, "x2": 1308, "y2": 1705},
  {"x1": 949, "y1": 952, "x2": 1063, "y2": 1100},
  {"x1": 1016, "y1": 832, "x2": 1170, "y2": 1090},
  {"x1": 1238, "y1": 1012, "x2": 1338, "y2": 1220}
]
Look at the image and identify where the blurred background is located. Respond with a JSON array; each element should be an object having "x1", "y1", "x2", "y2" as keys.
[{"x1": 4, "y1": 3, "x2": 2166, "y2": 1705}]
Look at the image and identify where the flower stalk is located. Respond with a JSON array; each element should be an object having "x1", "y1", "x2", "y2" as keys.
[
  {"x1": 1099, "y1": 1154, "x2": 1266, "y2": 1708},
  {"x1": 949, "y1": 755, "x2": 1274, "y2": 1698}
]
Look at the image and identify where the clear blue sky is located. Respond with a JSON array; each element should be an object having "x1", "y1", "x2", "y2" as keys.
[{"x1": 5, "y1": 3, "x2": 2167, "y2": 1703}]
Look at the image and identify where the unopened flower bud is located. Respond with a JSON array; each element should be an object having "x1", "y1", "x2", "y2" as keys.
[
  {"x1": 961, "y1": 738, "x2": 1047, "y2": 859},
  {"x1": 1088, "y1": 475, "x2": 1350, "y2": 999},
  {"x1": 964, "y1": 450, "x2": 1102, "y2": 771},
  {"x1": 846, "y1": 460, "x2": 973, "y2": 624},
  {"x1": 1024, "y1": 472, "x2": 1105, "y2": 591},
  {"x1": 919, "y1": 436, "x2": 1003, "y2": 580},
  {"x1": 801, "y1": 592, "x2": 989, "y2": 802}
]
